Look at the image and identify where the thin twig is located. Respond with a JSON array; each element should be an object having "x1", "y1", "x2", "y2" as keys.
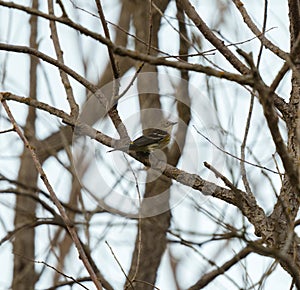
[
  {"x1": 17, "y1": 255, "x2": 90, "y2": 290},
  {"x1": 117, "y1": 63, "x2": 145, "y2": 101},
  {"x1": 178, "y1": 0, "x2": 250, "y2": 74},
  {"x1": 272, "y1": 153, "x2": 284, "y2": 184},
  {"x1": 188, "y1": 246, "x2": 252, "y2": 289},
  {"x1": 240, "y1": 51, "x2": 300, "y2": 193},
  {"x1": 232, "y1": 0, "x2": 289, "y2": 61},
  {"x1": 240, "y1": 93, "x2": 255, "y2": 195},
  {"x1": 123, "y1": 155, "x2": 142, "y2": 285},
  {"x1": 94, "y1": 0, "x2": 128, "y2": 141},
  {"x1": 152, "y1": 1, "x2": 200, "y2": 58},
  {"x1": 0, "y1": 127, "x2": 14, "y2": 134},
  {"x1": 204, "y1": 161, "x2": 237, "y2": 191},
  {"x1": 193, "y1": 125, "x2": 281, "y2": 175},
  {"x1": 256, "y1": 0, "x2": 268, "y2": 68},
  {"x1": 47, "y1": 0, "x2": 79, "y2": 118},
  {"x1": 105, "y1": 240, "x2": 134, "y2": 289},
  {"x1": 95, "y1": 0, "x2": 119, "y2": 81}
]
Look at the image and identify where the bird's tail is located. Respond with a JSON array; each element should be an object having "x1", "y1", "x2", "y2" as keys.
[{"x1": 107, "y1": 146, "x2": 128, "y2": 153}]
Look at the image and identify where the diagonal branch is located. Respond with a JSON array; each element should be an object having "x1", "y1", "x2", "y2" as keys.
[
  {"x1": 0, "y1": 92, "x2": 114, "y2": 148},
  {"x1": 188, "y1": 246, "x2": 252, "y2": 290},
  {"x1": 244, "y1": 54, "x2": 299, "y2": 194},
  {"x1": 94, "y1": 0, "x2": 129, "y2": 141},
  {"x1": 232, "y1": 0, "x2": 291, "y2": 62},
  {"x1": 178, "y1": 0, "x2": 250, "y2": 74},
  {"x1": 233, "y1": 0, "x2": 300, "y2": 84},
  {"x1": 95, "y1": 0, "x2": 119, "y2": 81},
  {"x1": 0, "y1": 43, "x2": 99, "y2": 92},
  {"x1": 47, "y1": 0, "x2": 79, "y2": 118},
  {"x1": 0, "y1": 99, "x2": 103, "y2": 290}
]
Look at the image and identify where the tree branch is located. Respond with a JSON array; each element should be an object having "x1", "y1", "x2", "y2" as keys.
[
  {"x1": 178, "y1": 0, "x2": 250, "y2": 74},
  {"x1": 47, "y1": 0, "x2": 79, "y2": 118},
  {"x1": 232, "y1": 0, "x2": 291, "y2": 62},
  {"x1": 188, "y1": 246, "x2": 252, "y2": 289},
  {"x1": 0, "y1": 98, "x2": 104, "y2": 290},
  {"x1": 0, "y1": 1, "x2": 253, "y2": 86}
]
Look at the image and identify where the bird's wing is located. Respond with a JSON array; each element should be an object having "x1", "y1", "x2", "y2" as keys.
[{"x1": 130, "y1": 135, "x2": 157, "y2": 147}]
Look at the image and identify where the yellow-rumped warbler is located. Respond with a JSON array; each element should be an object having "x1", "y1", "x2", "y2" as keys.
[{"x1": 108, "y1": 120, "x2": 177, "y2": 153}]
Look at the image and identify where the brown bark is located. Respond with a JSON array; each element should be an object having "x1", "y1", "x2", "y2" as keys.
[
  {"x1": 12, "y1": 1, "x2": 39, "y2": 289},
  {"x1": 262, "y1": 0, "x2": 300, "y2": 278},
  {"x1": 126, "y1": 1, "x2": 170, "y2": 288},
  {"x1": 126, "y1": 1, "x2": 193, "y2": 288}
]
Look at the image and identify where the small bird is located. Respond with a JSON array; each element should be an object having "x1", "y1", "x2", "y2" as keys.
[{"x1": 108, "y1": 120, "x2": 177, "y2": 153}]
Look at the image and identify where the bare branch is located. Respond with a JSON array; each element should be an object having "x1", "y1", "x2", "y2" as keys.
[
  {"x1": 188, "y1": 246, "x2": 252, "y2": 289},
  {"x1": 1, "y1": 92, "x2": 114, "y2": 148},
  {"x1": 178, "y1": 0, "x2": 250, "y2": 74},
  {"x1": 95, "y1": 0, "x2": 119, "y2": 81},
  {"x1": 47, "y1": 0, "x2": 79, "y2": 118},
  {"x1": 240, "y1": 93, "x2": 255, "y2": 195},
  {"x1": 0, "y1": 98, "x2": 103, "y2": 290},
  {"x1": 232, "y1": 0, "x2": 290, "y2": 61},
  {"x1": 0, "y1": 2, "x2": 253, "y2": 86},
  {"x1": 0, "y1": 43, "x2": 99, "y2": 92}
]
